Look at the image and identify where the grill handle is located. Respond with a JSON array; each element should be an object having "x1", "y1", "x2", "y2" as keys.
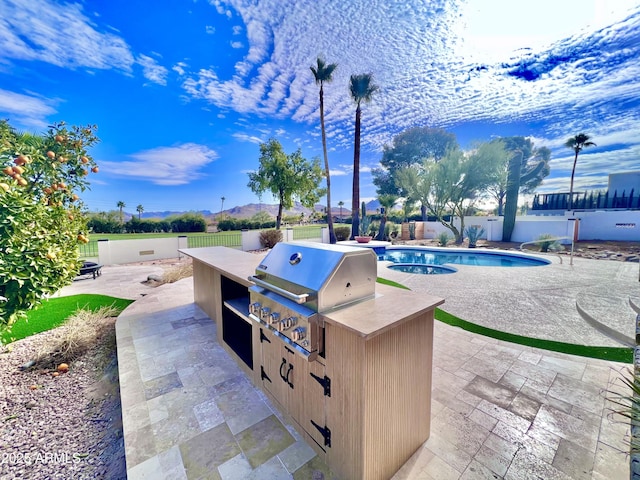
[{"x1": 248, "y1": 276, "x2": 309, "y2": 304}]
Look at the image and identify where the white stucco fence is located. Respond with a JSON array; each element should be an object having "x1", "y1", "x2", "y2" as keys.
[
  {"x1": 91, "y1": 211, "x2": 636, "y2": 265},
  {"x1": 97, "y1": 236, "x2": 188, "y2": 265},
  {"x1": 421, "y1": 210, "x2": 639, "y2": 243}
]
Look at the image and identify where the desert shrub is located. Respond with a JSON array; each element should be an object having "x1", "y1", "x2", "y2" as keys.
[
  {"x1": 536, "y1": 233, "x2": 561, "y2": 252},
  {"x1": 437, "y1": 231, "x2": 450, "y2": 246},
  {"x1": 334, "y1": 226, "x2": 351, "y2": 241},
  {"x1": 385, "y1": 222, "x2": 399, "y2": 240},
  {"x1": 162, "y1": 262, "x2": 193, "y2": 284},
  {"x1": 168, "y1": 213, "x2": 207, "y2": 232},
  {"x1": 33, "y1": 305, "x2": 120, "y2": 369},
  {"x1": 259, "y1": 229, "x2": 283, "y2": 248}
]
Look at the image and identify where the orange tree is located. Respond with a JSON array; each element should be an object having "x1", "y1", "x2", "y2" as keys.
[{"x1": 0, "y1": 120, "x2": 99, "y2": 329}]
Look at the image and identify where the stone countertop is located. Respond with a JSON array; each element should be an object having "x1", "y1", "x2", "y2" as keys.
[
  {"x1": 180, "y1": 246, "x2": 265, "y2": 287},
  {"x1": 180, "y1": 246, "x2": 444, "y2": 340}
]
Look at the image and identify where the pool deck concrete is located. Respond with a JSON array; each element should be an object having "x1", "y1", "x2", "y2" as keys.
[{"x1": 57, "y1": 250, "x2": 639, "y2": 479}]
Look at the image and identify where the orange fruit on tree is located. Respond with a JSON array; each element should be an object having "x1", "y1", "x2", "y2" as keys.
[
  {"x1": 46, "y1": 151, "x2": 56, "y2": 159},
  {"x1": 80, "y1": 156, "x2": 89, "y2": 164},
  {"x1": 2, "y1": 166, "x2": 13, "y2": 176},
  {"x1": 91, "y1": 166, "x2": 99, "y2": 173},
  {"x1": 12, "y1": 166, "x2": 24, "y2": 175}
]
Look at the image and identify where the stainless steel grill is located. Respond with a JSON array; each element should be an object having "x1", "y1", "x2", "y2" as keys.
[{"x1": 248, "y1": 241, "x2": 377, "y2": 360}]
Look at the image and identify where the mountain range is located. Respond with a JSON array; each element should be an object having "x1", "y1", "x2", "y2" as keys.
[{"x1": 132, "y1": 200, "x2": 386, "y2": 220}]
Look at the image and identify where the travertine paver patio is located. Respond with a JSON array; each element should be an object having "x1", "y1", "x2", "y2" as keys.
[{"x1": 57, "y1": 253, "x2": 636, "y2": 479}]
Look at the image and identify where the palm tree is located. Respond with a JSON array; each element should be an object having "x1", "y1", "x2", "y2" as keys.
[
  {"x1": 349, "y1": 73, "x2": 378, "y2": 240},
  {"x1": 564, "y1": 133, "x2": 596, "y2": 210},
  {"x1": 136, "y1": 204, "x2": 144, "y2": 220},
  {"x1": 220, "y1": 196, "x2": 226, "y2": 218},
  {"x1": 337, "y1": 200, "x2": 344, "y2": 223},
  {"x1": 311, "y1": 57, "x2": 338, "y2": 243},
  {"x1": 117, "y1": 201, "x2": 126, "y2": 225}
]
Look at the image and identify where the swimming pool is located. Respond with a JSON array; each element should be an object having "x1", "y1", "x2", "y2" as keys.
[{"x1": 379, "y1": 247, "x2": 550, "y2": 268}]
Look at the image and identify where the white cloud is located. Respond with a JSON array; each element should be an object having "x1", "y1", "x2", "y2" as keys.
[
  {"x1": 100, "y1": 143, "x2": 218, "y2": 185},
  {"x1": 0, "y1": 89, "x2": 57, "y2": 129},
  {"x1": 233, "y1": 133, "x2": 263, "y2": 144},
  {"x1": 206, "y1": 25, "x2": 216, "y2": 34},
  {"x1": 180, "y1": 0, "x2": 640, "y2": 160},
  {"x1": 173, "y1": 62, "x2": 188, "y2": 76},
  {"x1": 0, "y1": 0, "x2": 134, "y2": 71},
  {"x1": 232, "y1": 25, "x2": 243, "y2": 35},
  {"x1": 231, "y1": 41, "x2": 244, "y2": 49},
  {"x1": 137, "y1": 54, "x2": 169, "y2": 86}
]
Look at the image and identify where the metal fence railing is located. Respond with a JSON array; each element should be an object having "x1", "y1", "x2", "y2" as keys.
[
  {"x1": 79, "y1": 241, "x2": 98, "y2": 258},
  {"x1": 187, "y1": 233, "x2": 242, "y2": 249},
  {"x1": 292, "y1": 226, "x2": 323, "y2": 241}
]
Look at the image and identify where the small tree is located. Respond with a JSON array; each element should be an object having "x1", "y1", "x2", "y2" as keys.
[
  {"x1": 136, "y1": 204, "x2": 144, "y2": 220},
  {"x1": 564, "y1": 133, "x2": 596, "y2": 210},
  {"x1": 0, "y1": 120, "x2": 100, "y2": 328},
  {"x1": 247, "y1": 139, "x2": 325, "y2": 229}
]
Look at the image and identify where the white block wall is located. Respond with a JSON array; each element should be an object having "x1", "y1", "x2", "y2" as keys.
[{"x1": 98, "y1": 236, "x2": 188, "y2": 265}]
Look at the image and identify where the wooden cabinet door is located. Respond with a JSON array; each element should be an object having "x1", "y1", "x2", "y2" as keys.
[
  {"x1": 302, "y1": 359, "x2": 330, "y2": 451},
  {"x1": 259, "y1": 328, "x2": 288, "y2": 408}
]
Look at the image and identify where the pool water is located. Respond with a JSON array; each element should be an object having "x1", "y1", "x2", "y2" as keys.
[
  {"x1": 387, "y1": 264, "x2": 457, "y2": 275},
  {"x1": 379, "y1": 248, "x2": 550, "y2": 268}
]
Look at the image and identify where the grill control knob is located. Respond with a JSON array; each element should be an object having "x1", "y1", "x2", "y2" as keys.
[
  {"x1": 249, "y1": 302, "x2": 261, "y2": 315},
  {"x1": 278, "y1": 316, "x2": 298, "y2": 331},
  {"x1": 260, "y1": 307, "x2": 271, "y2": 321},
  {"x1": 291, "y1": 327, "x2": 306, "y2": 342},
  {"x1": 269, "y1": 312, "x2": 280, "y2": 325}
]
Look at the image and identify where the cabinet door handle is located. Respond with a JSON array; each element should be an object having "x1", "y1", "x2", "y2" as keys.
[
  {"x1": 260, "y1": 329, "x2": 271, "y2": 343},
  {"x1": 285, "y1": 363, "x2": 294, "y2": 389},
  {"x1": 279, "y1": 358, "x2": 288, "y2": 382},
  {"x1": 261, "y1": 366, "x2": 272, "y2": 383}
]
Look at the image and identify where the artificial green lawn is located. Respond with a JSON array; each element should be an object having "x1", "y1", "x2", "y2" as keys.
[
  {"x1": 1, "y1": 294, "x2": 133, "y2": 344},
  {"x1": 378, "y1": 277, "x2": 633, "y2": 364},
  {"x1": 435, "y1": 308, "x2": 633, "y2": 364}
]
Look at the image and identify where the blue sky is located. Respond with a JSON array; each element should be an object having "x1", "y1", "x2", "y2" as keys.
[{"x1": 1, "y1": 0, "x2": 639, "y2": 214}]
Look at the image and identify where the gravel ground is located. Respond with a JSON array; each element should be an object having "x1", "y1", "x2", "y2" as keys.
[{"x1": 0, "y1": 318, "x2": 125, "y2": 480}]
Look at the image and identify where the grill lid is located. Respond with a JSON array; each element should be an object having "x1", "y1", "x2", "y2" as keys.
[{"x1": 253, "y1": 241, "x2": 377, "y2": 311}]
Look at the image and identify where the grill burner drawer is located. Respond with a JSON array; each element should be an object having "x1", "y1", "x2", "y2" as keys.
[{"x1": 248, "y1": 286, "x2": 322, "y2": 360}]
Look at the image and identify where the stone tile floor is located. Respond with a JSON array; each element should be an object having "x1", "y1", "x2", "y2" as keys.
[
  {"x1": 56, "y1": 255, "x2": 636, "y2": 479},
  {"x1": 111, "y1": 277, "x2": 630, "y2": 480}
]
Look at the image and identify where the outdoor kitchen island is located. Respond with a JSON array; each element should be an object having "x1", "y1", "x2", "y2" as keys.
[{"x1": 181, "y1": 244, "x2": 444, "y2": 480}]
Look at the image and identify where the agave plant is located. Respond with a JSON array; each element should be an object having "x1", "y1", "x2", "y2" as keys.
[
  {"x1": 464, "y1": 225, "x2": 485, "y2": 248},
  {"x1": 607, "y1": 366, "x2": 640, "y2": 478}
]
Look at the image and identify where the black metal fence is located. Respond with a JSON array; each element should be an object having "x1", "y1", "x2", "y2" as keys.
[
  {"x1": 532, "y1": 189, "x2": 639, "y2": 211},
  {"x1": 187, "y1": 233, "x2": 242, "y2": 249}
]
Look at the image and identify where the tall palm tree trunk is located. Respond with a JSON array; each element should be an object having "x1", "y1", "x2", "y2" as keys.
[
  {"x1": 320, "y1": 84, "x2": 336, "y2": 243},
  {"x1": 568, "y1": 150, "x2": 579, "y2": 210},
  {"x1": 351, "y1": 105, "x2": 361, "y2": 240}
]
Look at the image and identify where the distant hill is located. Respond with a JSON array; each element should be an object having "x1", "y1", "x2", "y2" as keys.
[
  {"x1": 139, "y1": 210, "x2": 214, "y2": 220},
  {"x1": 122, "y1": 199, "x2": 397, "y2": 221}
]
